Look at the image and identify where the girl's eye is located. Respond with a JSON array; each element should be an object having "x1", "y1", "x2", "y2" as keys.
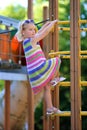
[
  {"x1": 29, "y1": 29, "x2": 34, "y2": 31},
  {"x1": 29, "y1": 29, "x2": 32, "y2": 31}
]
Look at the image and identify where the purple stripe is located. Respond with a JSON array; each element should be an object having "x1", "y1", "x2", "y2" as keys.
[
  {"x1": 27, "y1": 60, "x2": 44, "y2": 69},
  {"x1": 26, "y1": 56, "x2": 45, "y2": 64},
  {"x1": 26, "y1": 50, "x2": 44, "y2": 60}
]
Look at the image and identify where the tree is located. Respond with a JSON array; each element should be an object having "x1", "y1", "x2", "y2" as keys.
[{"x1": 0, "y1": 5, "x2": 27, "y2": 20}]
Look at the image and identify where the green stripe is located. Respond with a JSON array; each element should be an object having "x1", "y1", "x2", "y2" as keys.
[
  {"x1": 32, "y1": 61, "x2": 56, "y2": 86},
  {"x1": 25, "y1": 46, "x2": 40, "y2": 56},
  {"x1": 24, "y1": 42, "x2": 31, "y2": 49},
  {"x1": 29, "y1": 61, "x2": 49, "y2": 78},
  {"x1": 27, "y1": 53, "x2": 44, "y2": 62},
  {"x1": 32, "y1": 59, "x2": 61, "y2": 86}
]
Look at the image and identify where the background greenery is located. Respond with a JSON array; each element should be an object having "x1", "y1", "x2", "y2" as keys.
[{"x1": 0, "y1": 0, "x2": 87, "y2": 130}]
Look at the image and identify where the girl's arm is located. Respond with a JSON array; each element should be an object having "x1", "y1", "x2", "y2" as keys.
[
  {"x1": 32, "y1": 20, "x2": 58, "y2": 44},
  {"x1": 38, "y1": 21, "x2": 51, "y2": 33}
]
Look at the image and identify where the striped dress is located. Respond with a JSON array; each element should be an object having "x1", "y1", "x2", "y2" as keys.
[{"x1": 23, "y1": 38, "x2": 61, "y2": 95}]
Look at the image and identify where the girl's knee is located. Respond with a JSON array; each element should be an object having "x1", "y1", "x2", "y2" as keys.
[{"x1": 44, "y1": 85, "x2": 50, "y2": 90}]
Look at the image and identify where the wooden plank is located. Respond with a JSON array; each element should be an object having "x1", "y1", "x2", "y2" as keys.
[
  {"x1": 0, "y1": 72, "x2": 27, "y2": 81},
  {"x1": 0, "y1": 67, "x2": 27, "y2": 80},
  {"x1": 0, "y1": 15, "x2": 19, "y2": 28}
]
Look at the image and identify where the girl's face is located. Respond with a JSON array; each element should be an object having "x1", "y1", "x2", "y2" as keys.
[{"x1": 22, "y1": 23, "x2": 36, "y2": 39}]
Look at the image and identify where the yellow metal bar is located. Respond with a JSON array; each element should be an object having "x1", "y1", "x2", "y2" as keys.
[
  {"x1": 58, "y1": 27, "x2": 70, "y2": 31},
  {"x1": 49, "y1": 51, "x2": 87, "y2": 59},
  {"x1": 59, "y1": 81, "x2": 70, "y2": 86},
  {"x1": 49, "y1": 50, "x2": 87, "y2": 56},
  {"x1": 50, "y1": 111, "x2": 87, "y2": 118},
  {"x1": 79, "y1": 20, "x2": 87, "y2": 24},
  {"x1": 51, "y1": 82, "x2": 70, "y2": 90},
  {"x1": 81, "y1": 28, "x2": 87, "y2": 31},
  {"x1": 51, "y1": 81, "x2": 87, "y2": 90},
  {"x1": 80, "y1": 51, "x2": 87, "y2": 54},
  {"x1": 49, "y1": 51, "x2": 70, "y2": 57},
  {"x1": 80, "y1": 111, "x2": 87, "y2": 116},
  {"x1": 58, "y1": 27, "x2": 87, "y2": 32},
  {"x1": 57, "y1": 20, "x2": 87, "y2": 25},
  {"x1": 58, "y1": 21, "x2": 70, "y2": 25},
  {"x1": 80, "y1": 55, "x2": 87, "y2": 59},
  {"x1": 54, "y1": 111, "x2": 71, "y2": 117},
  {"x1": 81, "y1": 81, "x2": 87, "y2": 86},
  {"x1": 60, "y1": 55, "x2": 70, "y2": 59},
  {"x1": 59, "y1": 81, "x2": 87, "y2": 87},
  {"x1": 50, "y1": 55, "x2": 87, "y2": 59}
]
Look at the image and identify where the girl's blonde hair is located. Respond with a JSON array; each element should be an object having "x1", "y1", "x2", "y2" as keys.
[
  {"x1": 16, "y1": 19, "x2": 37, "y2": 42},
  {"x1": 16, "y1": 21, "x2": 25, "y2": 42}
]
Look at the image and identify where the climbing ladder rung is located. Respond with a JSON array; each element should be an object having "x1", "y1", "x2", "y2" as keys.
[
  {"x1": 51, "y1": 81, "x2": 87, "y2": 87},
  {"x1": 49, "y1": 111, "x2": 87, "y2": 118}
]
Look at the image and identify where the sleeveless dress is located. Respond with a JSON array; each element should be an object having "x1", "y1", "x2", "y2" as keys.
[{"x1": 23, "y1": 38, "x2": 61, "y2": 95}]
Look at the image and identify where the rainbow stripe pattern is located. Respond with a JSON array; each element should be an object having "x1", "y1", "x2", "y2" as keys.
[{"x1": 23, "y1": 38, "x2": 61, "y2": 94}]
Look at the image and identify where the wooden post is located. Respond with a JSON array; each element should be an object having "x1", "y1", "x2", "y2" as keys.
[
  {"x1": 43, "y1": 6, "x2": 49, "y2": 57},
  {"x1": 4, "y1": 81, "x2": 10, "y2": 130},
  {"x1": 49, "y1": 0, "x2": 59, "y2": 51},
  {"x1": 27, "y1": 81, "x2": 34, "y2": 130},
  {"x1": 27, "y1": 1, "x2": 34, "y2": 130},
  {"x1": 70, "y1": 0, "x2": 81, "y2": 130},
  {"x1": 43, "y1": 6, "x2": 49, "y2": 130},
  {"x1": 27, "y1": 0, "x2": 33, "y2": 19},
  {"x1": 49, "y1": 0, "x2": 59, "y2": 130}
]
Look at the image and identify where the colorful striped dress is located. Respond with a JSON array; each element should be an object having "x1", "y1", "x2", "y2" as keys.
[{"x1": 23, "y1": 38, "x2": 61, "y2": 95}]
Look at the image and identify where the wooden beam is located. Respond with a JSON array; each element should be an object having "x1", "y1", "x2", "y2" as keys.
[
  {"x1": 27, "y1": 0, "x2": 33, "y2": 19},
  {"x1": 43, "y1": 6, "x2": 49, "y2": 130},
  {"x1": 4, "y1": 81, "x2": 10, "y2": 130},
  {"x1": 49, "y1": 0, "x2": 59, "y2": 130},
  {"x1": 27, "y1": 81, "x2": 34, "y2": 130},
  {"x1": 70, "y1": 0, "x2": 81, "y2": 130}
]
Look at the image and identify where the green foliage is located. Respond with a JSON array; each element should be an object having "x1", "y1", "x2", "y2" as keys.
[
  {"x1": 35, "y1": 102, "x2": 43, "y2": 130},
  {"x1": 0, "y1": 5, "x2": 27, "y2": 20},
  {"x1": 0, "y1": 80, "x2": 4, "y2": 91},
  {"x1": 35, "y1": 0, "x2": 48, "y2": 3},
  {"x1": 33, "y1": 1, "x2": 48, "y2": 22},
  {"x1": 59, "y1": 0, "x2": 70, "y2": 20}
]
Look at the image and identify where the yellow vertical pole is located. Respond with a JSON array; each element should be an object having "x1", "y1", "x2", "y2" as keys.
[{"x1": 70, "y1": 0, "x2": 81, "y2": 130}]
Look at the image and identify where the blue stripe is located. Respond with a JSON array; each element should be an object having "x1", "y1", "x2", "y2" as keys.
[
  {"x1": 23, "y1": 38, "x2": 31, "y2": 45},
  {"x1": 29, "y1": 60, "x2": 52, "y2": 81},
  {"x1": 24, "y1": 46, "x2": 32, "y2": 52},
  {"x1": 28, "y1": 60, "x2": 47, "y2": 74}
]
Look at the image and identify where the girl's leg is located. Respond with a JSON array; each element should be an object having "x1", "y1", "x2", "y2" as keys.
[
  {"x1": 44, "y1": 84, "x2": 63, "y2": 115},
  {"x1": 44, "y1": 84, "x2": 53, "y2": 109}
]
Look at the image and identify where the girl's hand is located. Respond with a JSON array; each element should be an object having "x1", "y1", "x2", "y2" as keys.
[{"x1": 52, "y1": 19, "x2": 58, "y2": 24}]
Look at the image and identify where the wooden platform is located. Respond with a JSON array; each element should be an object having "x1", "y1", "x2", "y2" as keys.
[{"x1": 0, "y1": 66, "x2": 28, "y2": 81}]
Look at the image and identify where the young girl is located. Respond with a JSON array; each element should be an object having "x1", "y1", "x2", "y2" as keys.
[{"x1": 16, "y1": 19, "x2": 63, "y2": 115}]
